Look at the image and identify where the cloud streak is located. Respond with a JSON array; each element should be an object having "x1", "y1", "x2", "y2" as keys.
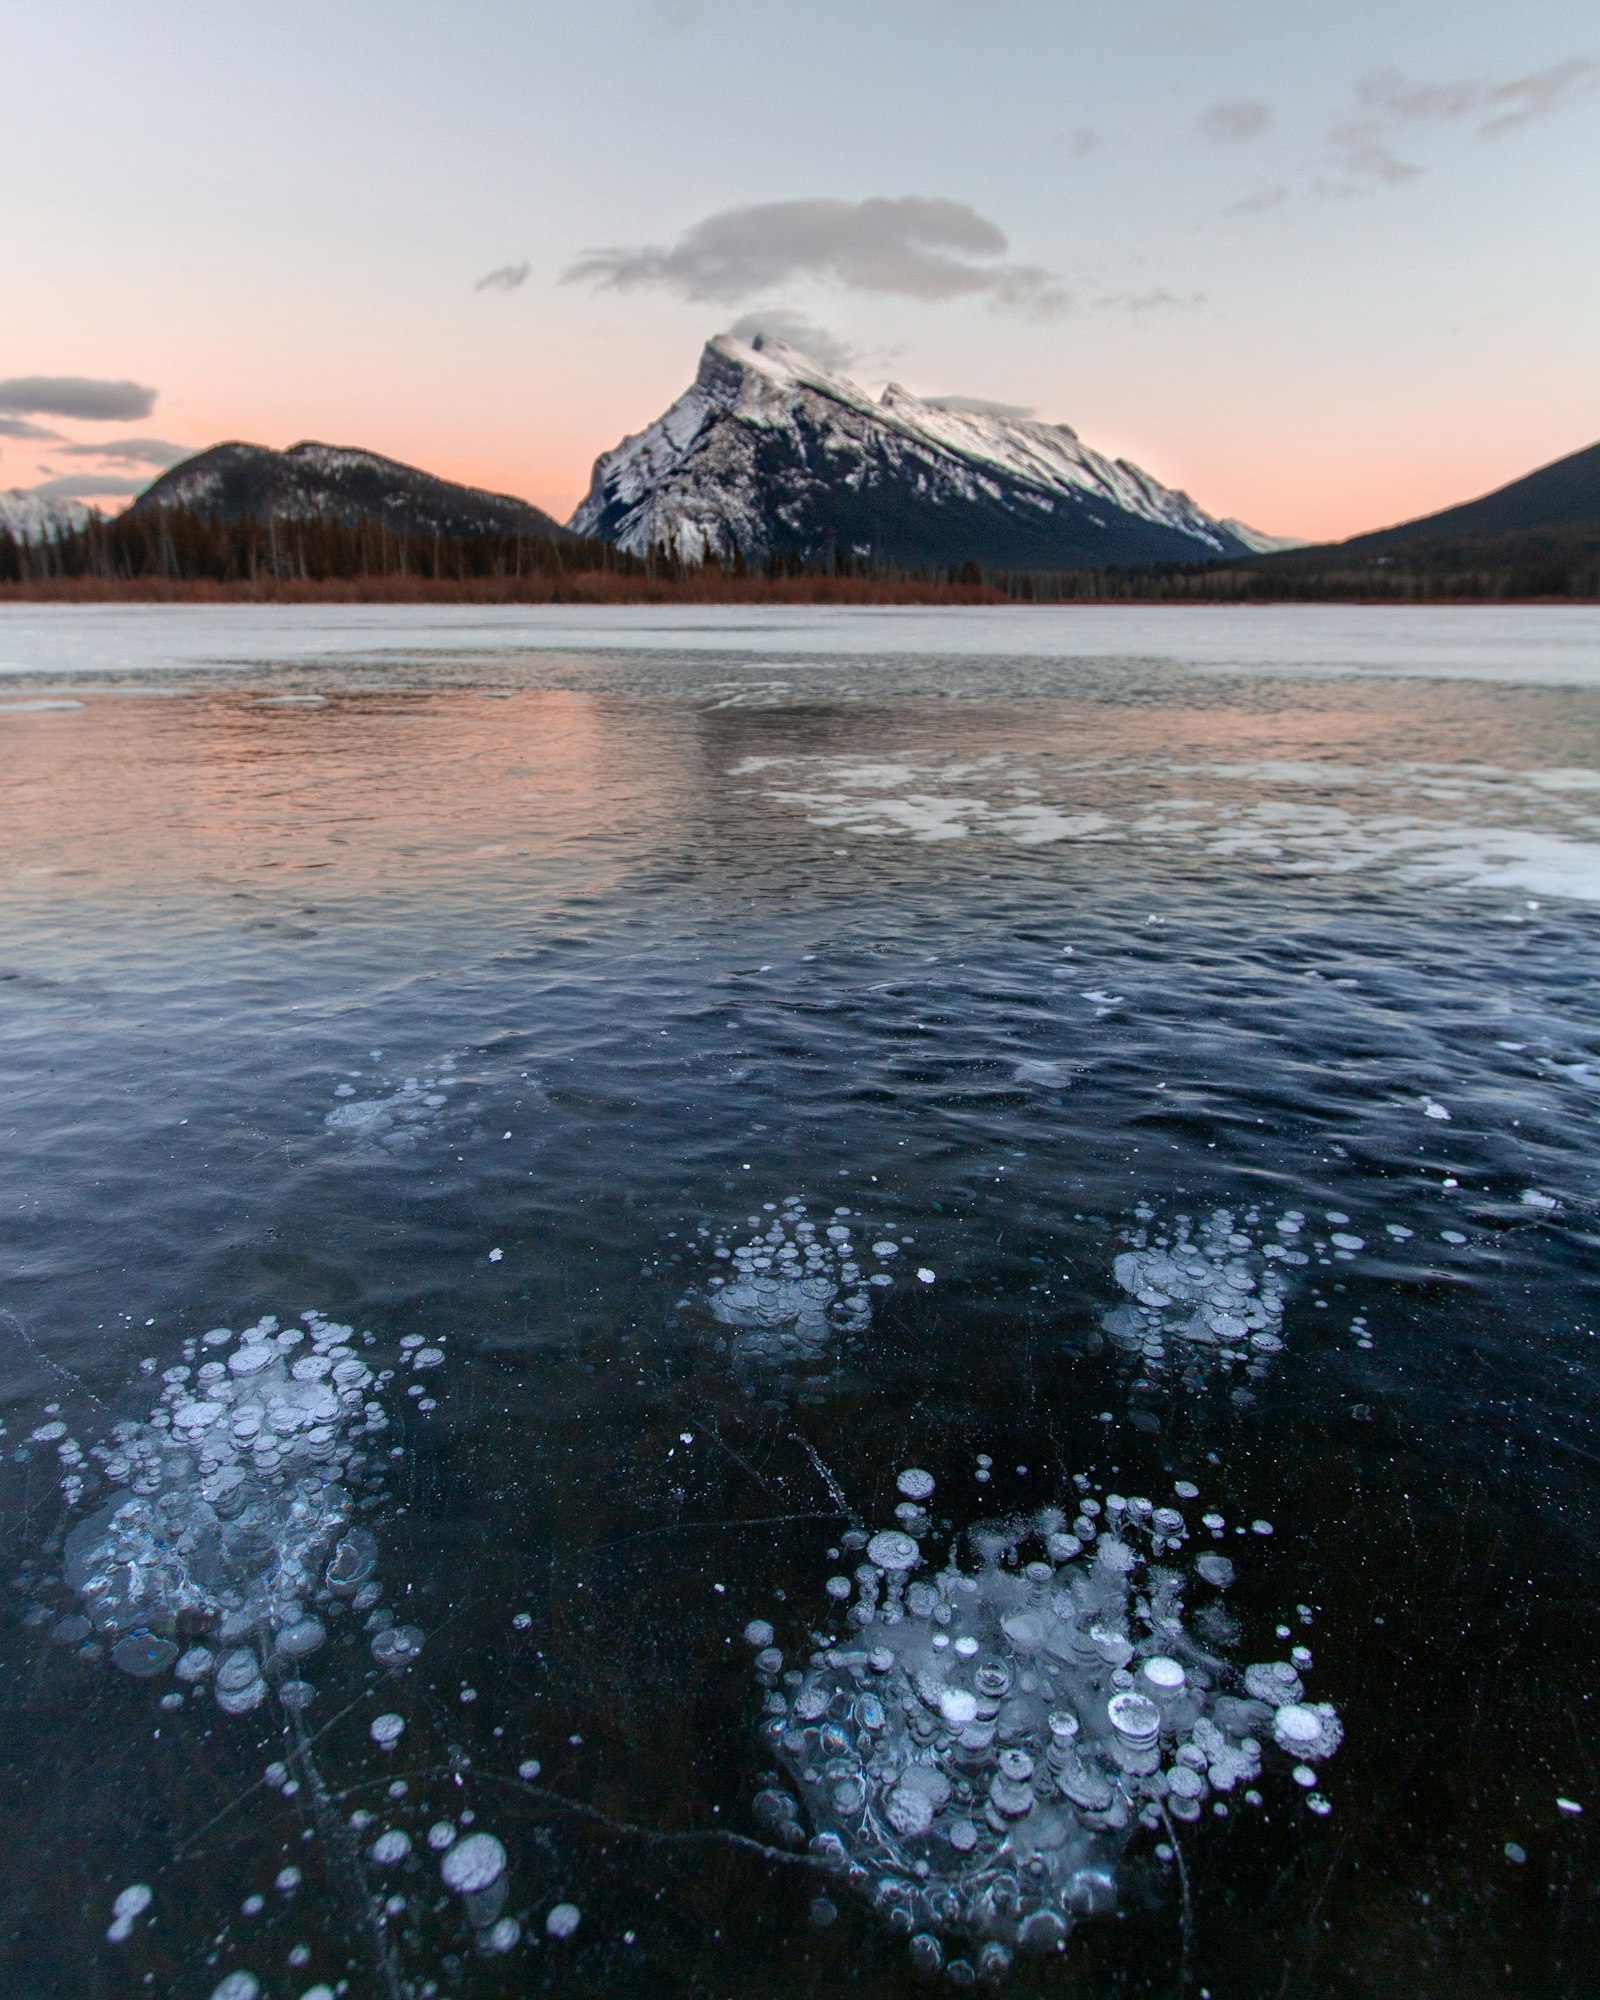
[
  {"x1": 0, "y1": 416, "x2": 65, "y2": 442},
  {"x1": 0, "y1": 377, "x2": 157, "y2": 421},
  {"x1": 26, "y1": 472, "x2": 152, "y2": 498},
  {"x1": 1196, "y1": 100, "x2": 1272, "y2": 144},
  {"x1": 57, "y1": 437, "x2": 192, "y2": 468},
  {"x1": 1325, "y1": 54, "x2": 1600, "y2": 191},
  {"x1": 474, "y1": 261, "x2": 530, "y2": 293},
  {"x1": 565, "y1": 197, "x2": 1067, "y2": 315}
]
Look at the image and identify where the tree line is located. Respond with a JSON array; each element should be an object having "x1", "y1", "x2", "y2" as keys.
[{"x1": 3, "y1": 506, "x2": 1596, "y2": 601}]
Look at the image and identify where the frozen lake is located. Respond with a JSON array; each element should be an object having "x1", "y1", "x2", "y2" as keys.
[{"x1": 1, "y1": 604, "x2": 1597, "y2": 1999}]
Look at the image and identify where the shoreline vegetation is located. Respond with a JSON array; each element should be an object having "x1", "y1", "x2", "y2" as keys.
[{"x1": 3, "y1": 504, "x2": 1597, "y2": 605}]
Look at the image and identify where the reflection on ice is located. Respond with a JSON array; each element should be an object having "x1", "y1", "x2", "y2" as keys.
[{"x1": 748, "y1": 1471, "x2": 1342, "y2": 1981}]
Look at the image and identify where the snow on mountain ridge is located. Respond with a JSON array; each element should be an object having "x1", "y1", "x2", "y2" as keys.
[
  {"x1": 571, "y1": 335, "x2": 1265, "y2": 567},
  {"x1": 0, "y1": 490, "x2": 93, "y2": 541}
]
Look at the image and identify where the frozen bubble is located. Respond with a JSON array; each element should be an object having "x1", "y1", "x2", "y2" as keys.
[
  {"x1": 517, "y1": 1758, "x2": 542, "y2": 1780},
  {"x1": 866, "y1": 1530, "x2": 919, "y2": 1572},
  {"x1": 215, "y1": 1649, "x2": 266, "y2": 1715},
  {"x1": 1329, "y1": 1233, "x2": 1364, "y2": 1252},
  {"x1": 275, "y1": 1618, "x2": 326, "y2": 1659},
  {"x1": 483, "y1": 1916, "x2": 521, "y2": 1953},
  {"x1": 372, "y1": 1624, "x2": 424, "y2": 1668},
  {"x1": 276, "y1": 1866, "x2": 302, "y2": 1891},
  {"x1": 210, "y1": 1977, "x2": 261, "y2": 2000},
  {"x1": 1107, "y1": 1691, "x2": 1161, "y2": 1744},
  {"x1": 1505, "y1": 1840, "x2": 1527, "y2": 1863},
  {"x1": 896, "y1": 1468, "x2": 935, "y2": 1500},
  {"x1": 369, "y1": 1830, "x2": 412, "y2": 1864},
  {"x1": 751, "y1": 1468, "x2": 1347, "y2": 1965},
  {"x1": 110, "y1": 1631, "x2": 179, "y2": 1679},
  {"x1": 909, "y1": 1933, "x2": 944, "y2": 1974},
  {"x1": 441, "y1": 1832, "x2": 507, "y2": 1893},
  {"x1": 1173, "y1": 1480, "x2": 1200, "y2": 1499},
  {"x1": 428, "y1": 1821, "x2": 458, "y2": 1849},
  {"x1": 1195, "y1": 1553, "x2": 1235, "y2": 1588},
  {"x1": 916, "y1": 1268, "x2": 936, "y2": 1284},
  {"x1": 369, "y1": 1712, "x2": 406, "y2": 1748},
  {"x1": 107, "y1": 1882, "x2": 153, "y2": 1941},
  {"x1": 743, "y1": 1619, "x2": 776, "y2": 1648},
  {"x1": 545, "y1": 1901, "x2": 581, "y2": 1939}
]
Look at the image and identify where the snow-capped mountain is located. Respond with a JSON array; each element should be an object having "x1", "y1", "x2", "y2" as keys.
[
  {"x1": 571, "y1": 335, "x2": 1268, "y2": 568},
  {"x1": 135, "y1": 441, "x2": 573, "y2": 542},
  {"x1": 0, "y1": 490, "x2": 93, "y2": 541}
]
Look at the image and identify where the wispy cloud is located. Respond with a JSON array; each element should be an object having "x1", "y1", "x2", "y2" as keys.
[
  {"x1": 565, "y1": 197, "x2": 1068, "y2": 316},
  {"x1": 56, "y1": 437, "x2": 191, "y2": 468},
  {"x1": 27, "y1": 472, "x2": 152, "y2": 498},
  {"x1": 474, "y1": 261, "x2": 531, "y2": 293},
  {"x1": 724, "y1": 309, "x2": 858, "y2": 371},
  {"x1": 1324, "y1": 54, "x2": 1599, "y2": 192},
  {"x1": 1097, "y1": 288, "x2": 1206, "y2": 315},
  {"x1": 1195, "y1": 99, "x2": 1271, "y2": 144},
  {"x1": 0, "y1": 377, "x2": 157, "y2": 421},
  {"x1": 0, "y1": 416, "x2": 65, "y2": 442},
  {"x1": 1224, "y1": 184, "x2": 1290, "y2": 216}
]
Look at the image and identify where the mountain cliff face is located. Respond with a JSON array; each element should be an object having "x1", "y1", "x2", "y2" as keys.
[
  {"x1": 570, "y1": 335, "x2": 1260, "y2": 568},
  {"x1": 133, "y1": 441, "x2": 573, "y2": 542},
  {"x1": 0, "y1": 490, "x2": 92, "y2": 540}
]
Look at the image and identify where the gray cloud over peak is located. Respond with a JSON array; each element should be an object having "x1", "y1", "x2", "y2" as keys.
[
  {"x1": 0, "y1": 416, "x2": 65, "y2": 442},
  {"x1": 474, "y1": 261, "x2": 531, "y2": 293},
  {"x1": 57, "y1": 437, "x2": 192, "y2": 468},
  {"x1": 1196, "y1": 99, "x2": 1272, "y2": 144},
  {"x1": 0, "y1": 376, "x2": 156, "y2": 421},
  {"x1": 565, "y1": 197, "x2": 1068, "y2": 316},
  {"x1": 724, "y1": 309, "x2": 858, "y2": 372}
]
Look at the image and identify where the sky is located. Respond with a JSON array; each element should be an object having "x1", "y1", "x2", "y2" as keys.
[{"x1": 3, "y1": 0, "x2": 1598, "y2": 541}]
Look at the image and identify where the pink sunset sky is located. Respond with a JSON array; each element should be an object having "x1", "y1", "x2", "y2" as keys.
[{"x1": 5, "y1": 0, "x2": 1598, "y2": 545}]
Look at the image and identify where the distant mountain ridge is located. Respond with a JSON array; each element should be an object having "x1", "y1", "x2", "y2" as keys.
[
  {"x1": 570, "y1": 335, "x2": 1272, "y2": 569},
  {"x1": 133, "y1": 440, "x2": 573, "y2": 543},
  {"x1": 1306, "y1": 439, "x2": 1600, "y2": 555},
  {"x1": 0, "y1": 490, "x2": 93, "y2": 541}
]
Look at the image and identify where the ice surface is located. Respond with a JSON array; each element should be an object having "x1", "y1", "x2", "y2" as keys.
[{"x1": 4, "y1": 604, "x2": 1598, "y2": 689}]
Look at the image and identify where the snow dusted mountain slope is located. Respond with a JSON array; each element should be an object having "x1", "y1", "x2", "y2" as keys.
[
  {"x1": 571, "y1": 335, "x2": 1263, "y2": 568},
  {"x1": 1220, "y1": 518, "x2": 1309, "y2": 554},
  {"x1": 0, "y1": 490, "x2": 93, "y2": 540},
  {"x1": 134, "y1": 441, "x2": 573, "y2": 542}
]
